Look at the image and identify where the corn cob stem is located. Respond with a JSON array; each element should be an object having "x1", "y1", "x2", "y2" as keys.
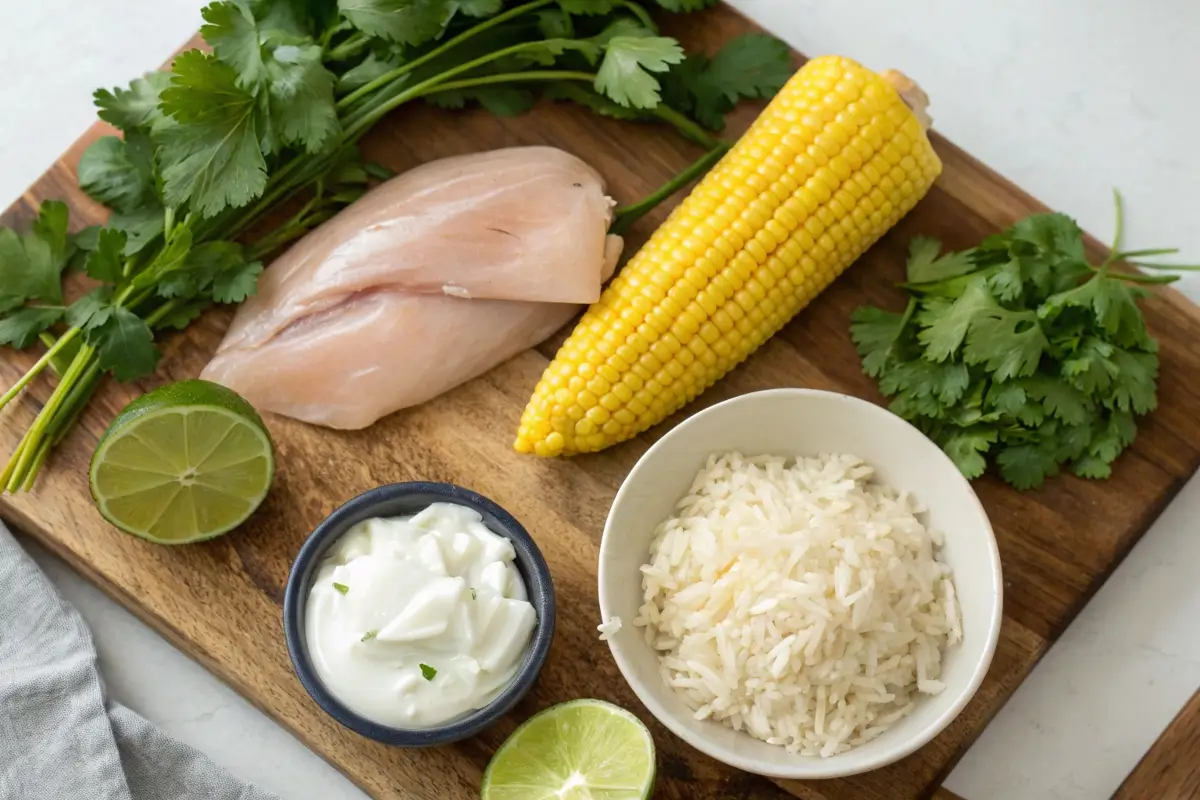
[{"x1": 880, "y1": 70, "x2": 933, "y2": 130}]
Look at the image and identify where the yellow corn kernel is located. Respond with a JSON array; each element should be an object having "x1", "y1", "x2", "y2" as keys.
[{"x1": 515, "y1": 55, "x2": 942, "y2": 456}]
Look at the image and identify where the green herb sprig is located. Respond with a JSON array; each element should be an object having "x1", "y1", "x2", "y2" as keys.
[
  {"x1": 0, "y1": 0, "x2": 793, "y2": 492},
  {"x1": 852, "y1": 192, "x2": 1198, "y2": 490}
]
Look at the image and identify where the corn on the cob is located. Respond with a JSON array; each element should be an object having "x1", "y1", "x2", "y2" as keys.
[{"x1": 514, "y1": 55, "x2": 942, "y2": 456}]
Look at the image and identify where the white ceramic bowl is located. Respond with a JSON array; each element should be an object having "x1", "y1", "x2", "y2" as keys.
[{"x1": 597, "y1": 388, "x2": 1002, "y2": 780}]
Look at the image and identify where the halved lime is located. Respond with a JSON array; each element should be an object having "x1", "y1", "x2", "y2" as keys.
[
  {"x1": 89, "y1": 379, "x2": 274, "y2": 544},
  {"x1": 481, "y1": 699, "x2": 656, "y2": 800}
]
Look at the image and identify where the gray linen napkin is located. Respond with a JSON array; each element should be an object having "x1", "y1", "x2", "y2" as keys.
[{"x1": 0, "y1": 521, "x2": 281, "y2": 800}]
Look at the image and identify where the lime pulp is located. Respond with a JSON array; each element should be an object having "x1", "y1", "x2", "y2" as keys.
[
  {"x1": 481, "y1": 699, "x2": 656, "y2": 800},
  {"x1": 89, "y1": 379, "x2": 274, "y2": 544}
]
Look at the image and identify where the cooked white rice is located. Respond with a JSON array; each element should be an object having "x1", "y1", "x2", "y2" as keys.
[
  {"x1": 597, "y1": 616, "x2": 623, "y2": 641},
  {"x1": 633, "y1": 452, "x2": 962, "y2": 758}
]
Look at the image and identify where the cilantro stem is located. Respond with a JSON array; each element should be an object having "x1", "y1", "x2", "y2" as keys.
[
  {"x1": 610, "y1": 142, "x2": 730, "y2": 235},
  {"x1": 335, "y1": 0, "x2": 555, "y2": 112},
  {"x1": 342, "y1": 43, "x2": 582, "y2": 141},
  {"x1": 20, "y1": 438, "x2": 52, "y2": 493},
  {"x1": 0, "y1": 327, "x2": 81, "y2": 412},
  {"x1": 19, "y1": 359, "x2": 102, "y2": 490},
  {"x1": 1116, "y1": 248, "x2": 1179, "y2": 260},
  {"x1": 1110, "y1": 272, "x2": 1180, "y2": 285},
  {"x1": 1131, "y1": 261, "x2": 1200, "y2": 271},
  {"x1": 145, "y1": 298, "x2": 181, "y2": 327},
  {"x1": 325, "y1": 31, "x2": 370, "y2": 63},
  {"x1": 618, "y1": 0, "x2": 656, "y2": 29},
  {"x1": 406, "y1": 70, "x2": 595, "y2": 100},
  {"x1": 3, "y1": 343, "x2": 95, "y2": 491},
  {"x1": 1110, "y1": 188, "x2": 1125, "y2": 257},
  {"x1": 648, "y1": 104, "x2": 723, "y2": 149}
]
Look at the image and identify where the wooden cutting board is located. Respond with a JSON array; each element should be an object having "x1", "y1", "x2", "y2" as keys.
[
  {"x1": 3, "y1": 7, "x2": 1200, "y2": 800},
  {"x1": 1115, "y1": 689, "x2": 1200, "y2": 799}
]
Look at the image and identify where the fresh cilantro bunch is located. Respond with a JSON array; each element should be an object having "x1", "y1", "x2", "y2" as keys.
[
  {"x1": 0, "y1": 0, "x2": 794, "y2": 492},
  {"x1": 851, "y1": 193, "x2": 1196, "y2": 490}
]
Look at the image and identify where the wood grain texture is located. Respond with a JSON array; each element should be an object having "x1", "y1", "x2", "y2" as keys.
[
  {"x1": 1115, "y1": 689, "x2": 1200, "y2": 800},
  {"x1": 3, "y1": 8, "x2": 1199, "y2": 800},
  {"x1": 930, "y1": 790, "x2": 966, "y2": 800}
]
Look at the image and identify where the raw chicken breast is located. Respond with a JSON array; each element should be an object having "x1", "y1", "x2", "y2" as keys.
[
  {"x1": 219, "y1": 146, "x2": 621, "y2": 355},
  {"x1": 201, "y1": 147, "x2": 623, "y2": 430},
  {"x1": 203, "y1": 292, "x2": 580, "y2": 430}
]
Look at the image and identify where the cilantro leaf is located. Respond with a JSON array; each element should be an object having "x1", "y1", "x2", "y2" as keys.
[
  {"x1": 202, "y1": 0, "x2": 269, "y2": 86},
  {"x1": 85, "y1": 228, "x2": 129, "y2": 284},
  {"x1": 203, "y1": 3, "x2": 340, "y2": 153},
  {"x1": 1061, "y1": 336, "x2": 1119, "y2": 394},
  {"x1": 65, "y1": 288, "x2": 115, "y2": 330},
  {"x1": 132, "y1": 227, "x2": 194, "y2": 293},
  {"x1": 962, "y1": 309, "x2": 1047, "y2": 381},
  {"x1": 987, "y1": 259, "x2": 1023, "y2": 303},
  {"x1": 78, "y1": 134, "x2": 158, "y2": 213},
  {"x1": 33, "y1": 201, "x2": 71, "y2": 264},
  {"x1": 157, "y1": 51, "x2": 269, "y2": 216},
  {"x1": 1010, "y1": 213, "x2": 1086, "y2": 262},
  {"x1": 252, "y1": 0, "x2": 339, "y2": 38},
  {"x1": 259, "y1": 36, "x2": 341, "y2": 153},
  {"x1": 0, "y1": 307, "x2": 64, "y2": 349},
  {"x1": 0, "y1": 221, "x2": 66, "y2": 305},
  {"x1": 337, "y1": 50, "x2": 402, "y2": 92},
  {"x1": 595, "y1": 36, "x2": 684, "y2": 108},
  {"x1": 1106, "y1": 347, "x2": 1158, "y2": 414},
  {"x1": 1084, "y1": 410, "x2": 1137, "y2": 470},
  {"x1": 1052, "y1": 420, "x2": 1095, "y2": 463},
  {"x1": 701, "y1": 33, "x2": 791, "y2": 103},
  {"x1": 110, "y1": 206, "x2": 166, "y2": 256},
  {"x1": 881, "y1": 359, "x2": 971, "y2": 417},
  {"x1": 419, "y1": 663, "x2": 437, "y2": 680},
  {"x1": 1018, "y1": 376, "x2": 1092, "y2": 426},
  {"x1": 856, "y1": 199, "x2": 1170, "y2": 489},
  {"x1": 1071, "y1": 454, "x2": 1113, "y2": 480},
  {"x1": 938, "y1": 427, "x2": 996, "y2": 480},
  {"x1": 426, "y1": 85, "x2": 536, "y2": 116},
  {"x1": 918, "y1": 277, "x2": 995, "y2": 361},
  {"x1": 996, "y1": 442, "x2": 1060, "y2": 490},
  {"x1": 338, "y1": 0, "x2": 454, "y2": 46},
  {"x1": 212, "y1": 260, "x2": 265, "y2": 303},
  {"x1": 544, "y1": 81, "x2": 641, "y2": 121},
  {"x1": 537, "y1": 8, "x2": 573, "y2": 38},
  {"x1": 987, "y1": 381, "x2": 1031, "y2": 418},
  {"x1": 904, "y1": 237, "x2": 976, "y2": 284},
  {"x1": 95, "y1": 71, "x2": 172, "y2": 132},
  {"x1": 88, "y1": 306, "x2": 161, "y2": 382},
  {"x1": 1040, "y1": 274, "x2": 1149, "y2": 348},
  {"x1": 455, "y1": 0, "x2": 501, "y2": 15},
  {"x1": 155, "y1": 301, "x2": 208, "y2": 331},
  {"x1": 850, "y1": 300, "x2": 914, "y2": 378},
  {"x1": 661, "y1": 33, "x2": 790, "y2": 130}
]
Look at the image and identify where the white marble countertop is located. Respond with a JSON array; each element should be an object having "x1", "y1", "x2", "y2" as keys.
[{"x1": 2, "y1": 1, "x2": 1199, "y2": 798}]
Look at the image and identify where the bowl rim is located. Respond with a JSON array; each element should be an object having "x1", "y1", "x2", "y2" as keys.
[
  {"x1": 283, "y1": 480, "x2": 557, "y2": 747},
  {"x1": 598, "y1": 387, "x2": 1004, "y2": 779}
]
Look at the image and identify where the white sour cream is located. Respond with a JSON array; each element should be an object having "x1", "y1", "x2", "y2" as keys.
[{"x1": 305, "y1": 502, "x2": 537, "y2": 728}]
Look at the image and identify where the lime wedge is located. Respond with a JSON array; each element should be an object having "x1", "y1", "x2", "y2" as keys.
[
  {"x1": 481, "y1": 699, "x2": 656, "y2": 800},
  {"x1": 89, "y1": 379, "x2": 274, "y2": 544}
]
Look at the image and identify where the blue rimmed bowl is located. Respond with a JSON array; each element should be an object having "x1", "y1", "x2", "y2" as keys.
[{"x1": 283, "y1": 481, "x2": 556, "y2": 746}]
